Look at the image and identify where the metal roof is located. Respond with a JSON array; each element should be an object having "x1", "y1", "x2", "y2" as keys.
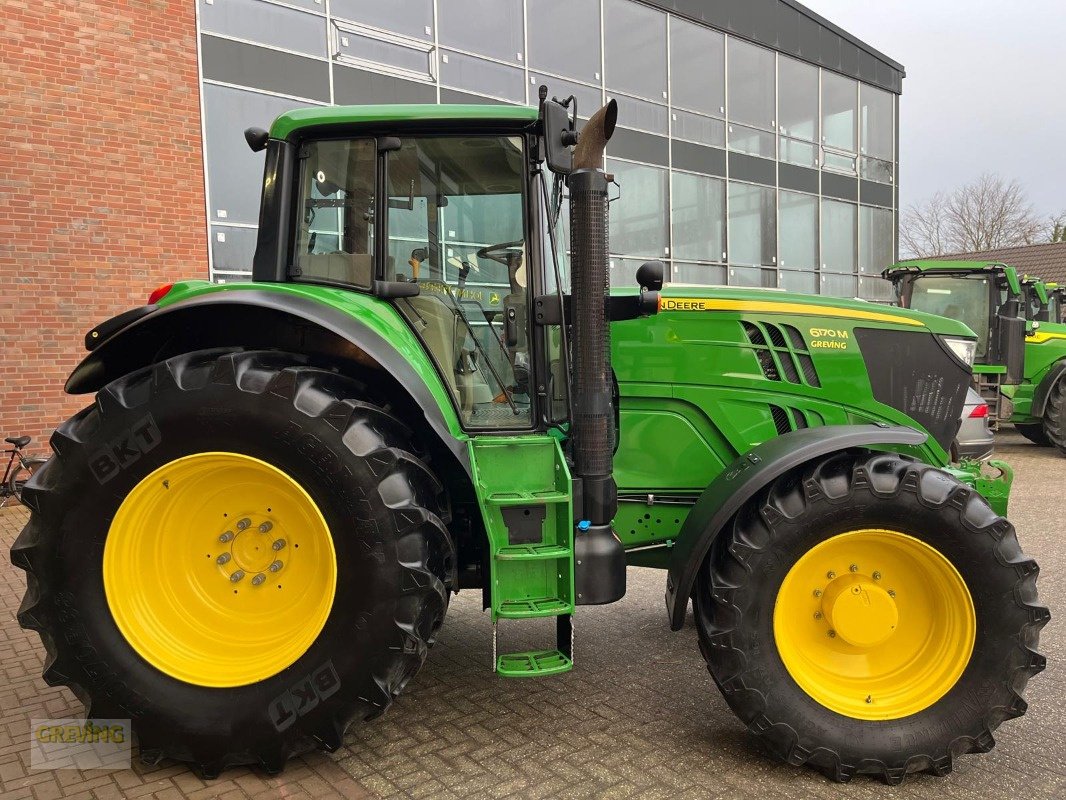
[{"x1": 644, "y1": 0, "x2": 905, "y2": 93}]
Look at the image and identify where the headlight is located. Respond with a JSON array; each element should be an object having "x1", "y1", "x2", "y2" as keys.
[{"x1": 940, "y1": 336, "x2": 976, "y2": 367}]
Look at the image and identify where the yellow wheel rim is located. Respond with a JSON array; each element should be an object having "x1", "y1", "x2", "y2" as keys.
[
  {"x1": 104, "y1": 452, "x2": 337, "y2": 687},
  {"x1": 773, "y1": 529, "x2": 975, "y2": 720}
]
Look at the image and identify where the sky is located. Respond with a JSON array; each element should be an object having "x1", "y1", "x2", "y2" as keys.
[{"x1": 803, "y1": 0, "x2": 1064, "y2": 220}]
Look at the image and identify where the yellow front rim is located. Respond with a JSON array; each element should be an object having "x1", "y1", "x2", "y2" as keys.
[
  {"x1": 103, "y1": 452, "x2": 337, "y2": 687},
  {"x1": 773, "y1": 529, "x2": 975, "y2": 720}
]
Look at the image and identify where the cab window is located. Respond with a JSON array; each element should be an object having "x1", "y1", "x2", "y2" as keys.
[
  {"x1": 386, "y1": 136, "x2": 531, "y2": 428},
  {"x1": 292, "y1": 138, "x2": 376, "y2": 287},
  {"x1": 909, "y1": 276, "x2": 991, "y2": 356}
]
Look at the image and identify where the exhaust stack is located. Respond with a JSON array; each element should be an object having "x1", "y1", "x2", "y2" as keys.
[{"x1": 567, "y1": 100, "x2": 626, "y2": 604}]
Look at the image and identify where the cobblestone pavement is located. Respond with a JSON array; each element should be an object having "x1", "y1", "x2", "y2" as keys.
[{"x1": 2, "y1": 431, "x2": 1063, "y2": 799}]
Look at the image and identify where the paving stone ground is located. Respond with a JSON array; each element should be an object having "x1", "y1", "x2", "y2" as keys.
[{"x1": 2, "y1": 431, "x2": 1063, "y2": 799}]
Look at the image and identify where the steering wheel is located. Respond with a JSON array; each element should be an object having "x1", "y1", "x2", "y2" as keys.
[{"x1": 476, "y1": 240, "x2": 524, "y2": 268}]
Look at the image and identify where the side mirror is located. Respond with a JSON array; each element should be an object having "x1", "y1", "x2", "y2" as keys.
[
  {"x1": 539, "y1": 92, "x2": 577, "y2": 175},
  {"x1": 636, "y1": 260, "x2": 664, "y2": 292},
  {"x1": 244, "y1": 127, "x2": 269, "y2": 153}
]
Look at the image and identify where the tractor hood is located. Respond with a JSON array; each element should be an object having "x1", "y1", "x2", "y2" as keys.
[{"x1": 644, "y1": 285, "x2": 980, "y2": 341}]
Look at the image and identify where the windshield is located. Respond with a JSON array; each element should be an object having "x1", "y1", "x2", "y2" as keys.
[
  {"x1": 908, "y1": 276, "x2": 992, "y2": 356},
  {"x1": 1024, "y1": 285, "x2": 1043, "y2": 321},
  {"x1": 1049, "y1": 294, "x2": 1063, "y2": 324},
  {"x1": 385, "y1": 135, "x2": 531, "y2": 429}
]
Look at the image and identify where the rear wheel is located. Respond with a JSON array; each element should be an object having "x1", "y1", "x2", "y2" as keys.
[
  {"x1": 8, "y1": 456, "x2": 47, "y2": 501},
  {"x1": 695, "y1": 450, "x2": 1048, "y2": 783},
  {"x1": 1014, "y1": 422, "x2": 1050, "y2": 446},
  {"x1": 1043, "y1": 379, "x2": 1066, "y2": 455},
  {"x1": 12, "y1": 349, "x2": 455, "y2": 777}
]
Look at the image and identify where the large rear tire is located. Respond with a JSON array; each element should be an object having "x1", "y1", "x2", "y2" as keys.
[
  {"x1": 1043, "y1": 379, "x2": 1066, "y2": 455},
  {"x1": 1014, "y1": 422, "x2": 1050, "y2": 447},
  {"x1": 694, "y1": 450, "x2": 1048, "y2": 783},
  {"x1": 12, "y1": 349, "x2": 455, "y2": 777}
]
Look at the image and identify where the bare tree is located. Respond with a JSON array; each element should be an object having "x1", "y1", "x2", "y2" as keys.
[{"x1": 900, "y1": 173, "x2": 1044, "y2": 257}]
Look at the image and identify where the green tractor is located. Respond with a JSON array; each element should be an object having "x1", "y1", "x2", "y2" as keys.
[
  {"x1": 14, "y1": 98, "x2": 1047, "y2": 784},
  {"x1": 884, "y1": 260, "x2": 1066, "y2": 452}
]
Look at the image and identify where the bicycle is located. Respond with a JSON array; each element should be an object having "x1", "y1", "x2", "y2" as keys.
[{"x1": 1, "y1": 436, "x2": 47, "y2": 508}]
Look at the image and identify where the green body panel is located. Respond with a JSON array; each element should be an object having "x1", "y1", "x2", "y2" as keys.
[
  {"x1": 269, "y1": 104, "x2": 538, "y2": 140},
  {"x1": 611, "y1": 285, "x2": 959, "y2": 555},
  {"x1": 945, "y1": 459, "x2": 1014, "y2": 517},
  {"x1": 1013, "y1": 322, "x2": 1066, "y2": 422}
]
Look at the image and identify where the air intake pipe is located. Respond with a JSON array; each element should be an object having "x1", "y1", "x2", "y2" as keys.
[{"x1": 568, "y1": 100, "x2": 626, "y2": 604}]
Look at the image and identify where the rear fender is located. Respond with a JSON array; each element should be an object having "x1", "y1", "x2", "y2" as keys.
[
  {"x1": 664, "y1": 424, "x2": 927, "y2": 631},
  {"x1": 1032, "y1": 359, "x2": 1066, "y2": 418},
  {"x1": 66, "y1": 289, "x2": 471, "y2": 475}
]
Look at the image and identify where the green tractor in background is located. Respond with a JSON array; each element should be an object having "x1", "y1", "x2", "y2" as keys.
[
  {"x1": 13, "y1": 97, "x2": 1046, "y2": 784},
  {"x1": 885, "y1": 260, "x2": 1066, "y2": 452}
]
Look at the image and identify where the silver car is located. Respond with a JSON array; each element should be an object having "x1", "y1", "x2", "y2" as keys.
[{"x1": 953, "y1": 386, "x2": 994, "y2": 460}]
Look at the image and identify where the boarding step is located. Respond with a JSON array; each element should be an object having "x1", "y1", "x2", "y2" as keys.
[
  {"x1": 498, "y1": 596, "x2": 571, "y2": 618},
  {"x1": 493, "y1": 614, "x2": 573, "y2": 677},
  {"x1": 486, "y1": 490, "x2": 570, "y2": 506},
  {"x1": 496, "y1": 649, "x2": 573, "y2": 677},
  {"x1": 495, "y1": 543, "x2": 571, "y2": 561}
]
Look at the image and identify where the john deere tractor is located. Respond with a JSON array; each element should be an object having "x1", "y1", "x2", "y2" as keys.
[
  {"x1": 885, "y1": 260, "x2": 1066, "y2": 452},
  {"x1": 14, "y1": 98, "x2": 1046, "y2": 784}
]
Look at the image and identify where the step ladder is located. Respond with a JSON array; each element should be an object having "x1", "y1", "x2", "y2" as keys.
[
  {"x1": 975, "y1": 373, "x2": 1009, "y2": 430},
  {"x1": 469, "y1": 436, "x2": 575, "y2": 677}
]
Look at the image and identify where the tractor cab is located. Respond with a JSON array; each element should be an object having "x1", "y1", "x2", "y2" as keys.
[
  {"x1": 1023, "y1": 276, "x2": 1062, "y2": 324},
  {"x1": 1048, "y1": 283, "x2": 1065, "y2": 324},
  {"x1": 883, "y1": 260, "x2": 1028, "y2": 421}
]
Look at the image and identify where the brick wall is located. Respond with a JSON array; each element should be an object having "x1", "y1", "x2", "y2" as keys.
[{"x1": 1, "y1": 1, "x2": 207, "y2": 457}]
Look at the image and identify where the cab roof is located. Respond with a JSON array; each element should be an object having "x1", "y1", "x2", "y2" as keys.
[
  {"x1": 269, "y1": 104, "x2": 539, "y2": 140},
  {"x1": 883, "y1": 259, "x2": 1021, "y2": 295}
]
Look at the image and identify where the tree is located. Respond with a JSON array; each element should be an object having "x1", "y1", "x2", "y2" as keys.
[
  {"x1": 900, "y1": 173, "x2": 1045, "y2": 257},
  {"x1": 1049, "y1": 213, "x2": 1066, "y2": 243}
]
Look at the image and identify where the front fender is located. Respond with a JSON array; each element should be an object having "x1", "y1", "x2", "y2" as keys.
[
  {"x1": 66, "y1": 287, "x2": 471, "y2": 474},
  {"x1": 664, "y1": 424, "x2": 927, "y2": 631}
]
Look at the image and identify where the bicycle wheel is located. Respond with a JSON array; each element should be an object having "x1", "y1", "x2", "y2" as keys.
[{"x1": 10, "y1": 457, "x2": 47, "y2": 501}]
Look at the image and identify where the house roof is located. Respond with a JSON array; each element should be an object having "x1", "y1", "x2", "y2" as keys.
[{"x1": 930, "y1": 242, "x2": 1066, "y2": 285}]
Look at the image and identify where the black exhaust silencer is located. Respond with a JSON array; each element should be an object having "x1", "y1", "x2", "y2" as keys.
[{"x1": 568, "y1": 100, "x2": 625, "y2": 605}]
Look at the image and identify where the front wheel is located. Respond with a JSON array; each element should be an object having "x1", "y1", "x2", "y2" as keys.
[
  {"x1": 12, "y1": 350, "x2": 455, "y2": 777},
  {"x1": 695, "y1": 450, "x2": 1048, "y2": 783}
]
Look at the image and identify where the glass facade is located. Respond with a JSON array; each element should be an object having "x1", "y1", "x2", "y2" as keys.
[{"x1": 197, "y1": 0, "x2": 899, "y2": 296}]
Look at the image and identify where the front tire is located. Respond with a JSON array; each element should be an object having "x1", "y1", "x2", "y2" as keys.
[
  {"x1": 12, "y1": 349, "x2": 455, "y2": 777},
  {"x1": 695, "y1": 450, "x2": 1048, "y2": 783}
]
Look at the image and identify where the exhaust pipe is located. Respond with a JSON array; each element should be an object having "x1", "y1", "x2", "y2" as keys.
[{"x1": 568, "y1": 100, "x2": 626, "y2": 604}]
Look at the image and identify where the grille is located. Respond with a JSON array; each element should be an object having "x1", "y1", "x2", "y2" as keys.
[
  {"x1": 742, "y1": 321, "x2": 821, "y2": 388},
  {"x1": 769, "y1": 404, "x2": 791, "y2": 435}
]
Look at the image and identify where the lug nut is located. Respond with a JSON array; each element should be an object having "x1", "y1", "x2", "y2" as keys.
[
  {"x1": 218, "y1": 531, "x2": 234, "y2": 543},
  {"x1": 251, "y1": 573, "x2": 266, "y2": 586},
  {"x1": 826, "y1": 571, "x2": 836, "y2": 579},
  {"x1": 888, "y1": 589, "x2": 896, "y2": 598},
  {"x1": 813, "y1": 589, "x2": 822, "y2": 598},
  {"x1": 872, "y1": 571, "x2": 882, "y2": 581},
  {"x1": 813, "y1": 611, "x2": 823, "y2": 619},
  {"x1": 827, "y1": 630, "x2": 837, "y2": 638},
  {"x1": 258, "y1": 521, "x2": 273, "y2": 533},
  {"x1": 216, "y1": 553, "x2": 231, "y2": 565},
  {"x1": 272, "y1": 539, "x2": 286, "y2": 551},
  {"x1": 230, "y1": 570, "x2": 245, "y2": 583},
  {"x1": 849, "y1": 564, "x2": 859, "y2": 573},
  {"x1": 865, "y1": 695, "x2": 873, "y2": 704},
  {"x1": 236, "y1": 517, "x2": 251, "y2": 530},
  {"x1": 269, "y1": 560, "x2": 283, "y2": 572}
]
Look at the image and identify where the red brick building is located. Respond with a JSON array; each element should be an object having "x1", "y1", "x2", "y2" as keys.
[{"x1": 1, "y1": 1, "x2": 208, "y2": 453}]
